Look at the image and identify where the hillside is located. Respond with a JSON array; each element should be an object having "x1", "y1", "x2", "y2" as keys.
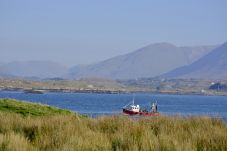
[
  {"x1": 0, "y1": 99, "x2": 72, "y2": 116},
  {"x1": 68, "y1": 43, "x2": 216, "y2": 79},
  {"x1": 163, "y1": 42, "x2": 227, "y2": 79},
  {"x1": 0, "y1": 44, "x2": 217, "y2": 80}
]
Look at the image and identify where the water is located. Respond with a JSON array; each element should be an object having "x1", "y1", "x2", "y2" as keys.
[{"x1": 0, "y1": 91, "x2": 227, "y2": 121}]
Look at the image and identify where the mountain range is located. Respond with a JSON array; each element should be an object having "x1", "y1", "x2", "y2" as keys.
[
  {"x1": 68, "y1": 43, "x2": 216, "y2": 79},
  {"x1": 162, "y1": 42, "x2": 227, "y2": 79},
  {"x1": 1, "y1": 42, "x2": 225, "y2": 80}
]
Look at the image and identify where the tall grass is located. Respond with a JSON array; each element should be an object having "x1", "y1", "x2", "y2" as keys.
[
  {"x1": 0, "y1": 99, "x2": 226, "y2": 151},
  {"x1": 0, "y1": 111, "x2": 226, "y2": 151}
]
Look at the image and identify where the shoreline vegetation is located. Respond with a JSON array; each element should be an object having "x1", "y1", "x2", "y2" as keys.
[
  {"x1": 1, "y1": 79, "x2": 227, "y2": 96},
  {"x1": 0, "y1": 99, "x2": 227, "y2": 151}
]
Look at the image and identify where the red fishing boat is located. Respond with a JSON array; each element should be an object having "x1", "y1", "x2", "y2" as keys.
[{"x1": 122, "y1": 98, "x2": 159, "y2": 116}]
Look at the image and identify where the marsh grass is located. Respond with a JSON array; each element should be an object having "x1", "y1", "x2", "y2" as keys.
[{"x1": 0, "y1": 99, "x2": 227, "y2": 151}]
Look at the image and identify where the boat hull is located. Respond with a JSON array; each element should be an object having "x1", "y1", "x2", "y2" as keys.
[{"x1": 123, "y1": 108, "x2": 159, "y2": 116}]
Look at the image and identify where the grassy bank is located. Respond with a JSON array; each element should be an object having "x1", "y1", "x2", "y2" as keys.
[
  {"x1": 0, "y1": 99, "x2": 73, "y2": 117},
  {"x1": 0, "y1": 99, "x2": 227, "y2": 151}
]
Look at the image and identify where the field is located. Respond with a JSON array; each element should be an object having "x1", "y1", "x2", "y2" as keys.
[
  {"x1": 0, "y1": 99, "x2": 227, "y2": 151},
  {"x1": 0, "y1": 79, "x2": 136, "y2": 92}
]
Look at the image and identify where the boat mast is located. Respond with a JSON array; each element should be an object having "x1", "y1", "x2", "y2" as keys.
[{"x1": 132, "y1": 94, "x2": 135, "y2": 105}]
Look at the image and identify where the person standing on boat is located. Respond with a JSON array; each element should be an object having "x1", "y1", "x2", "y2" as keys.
[
  {"x1": 152, "y1": 103, "x2": 155, "y2": 112},
  {"x1": 155, "y1": 102, "x2": 158, "y2": 112},
  {"x1": 152, "y1": 102, "x2": 158, "y2": 112}
]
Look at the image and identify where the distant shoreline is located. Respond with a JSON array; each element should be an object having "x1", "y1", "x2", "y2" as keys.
[
  {"x1": 1, "y1": 79, "x2": 227, "y2": 96},
  {"x1": 1, "y1": 87, "x2": 227, "y2": 97}
]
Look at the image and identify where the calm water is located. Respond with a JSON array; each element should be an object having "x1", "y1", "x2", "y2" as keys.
[{"x1": 0, "y1": 91, "x2": 227, "y2": 120}]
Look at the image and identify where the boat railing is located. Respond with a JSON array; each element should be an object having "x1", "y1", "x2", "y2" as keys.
[{"x1": 122, "y1": 101, "x2": 134, "y2": 109}]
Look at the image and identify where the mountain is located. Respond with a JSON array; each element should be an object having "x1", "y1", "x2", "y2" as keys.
[
  {"x1": 0, "y1": 61, "x2": 68, "y2": 79},
  {"x1": 162, "y1": 42, "x2": 227, "y2": 79},
  {"x1": 68, "y1": 43, "x2": 216, "y2": 79}
]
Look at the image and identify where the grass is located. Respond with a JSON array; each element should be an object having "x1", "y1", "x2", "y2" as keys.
[
  {"x1": 0, "y1": 99, "x2": 73, "y2": 117},
  {"x1": 0, "y1": 99, "x2": 227, "y2": 151}
]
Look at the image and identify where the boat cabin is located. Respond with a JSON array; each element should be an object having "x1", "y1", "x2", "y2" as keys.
[{"x1": 130, "y1": 104, "x2": 140, "y2": 112}]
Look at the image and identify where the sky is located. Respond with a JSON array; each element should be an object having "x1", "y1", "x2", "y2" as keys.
[{"x1": 1, "y1": 0, "x2": 227, "y2": 67}]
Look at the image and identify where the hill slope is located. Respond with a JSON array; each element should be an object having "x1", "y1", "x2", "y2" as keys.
[
  {"x1": 0, "y1": 99, "x2": 72, "y2": 116},
  {"x1": 163, "y1": 42, "x2": 227, "y2": 79},
  {"x1": 68, "y1": 43, "x2": 216, "y2": 79}
]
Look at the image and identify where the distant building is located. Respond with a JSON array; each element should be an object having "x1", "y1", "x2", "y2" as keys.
[
  {"x1": 87, "y1": 85, "x2": 94, "y2": 88},
  {"x1": 201, "y1": 89, "x2": 206, "y2": 93}
]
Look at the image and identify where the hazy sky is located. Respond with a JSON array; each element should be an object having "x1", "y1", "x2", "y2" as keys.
[{"x1": 1, "y1": 0, "x2": 227, "y2": 67}]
